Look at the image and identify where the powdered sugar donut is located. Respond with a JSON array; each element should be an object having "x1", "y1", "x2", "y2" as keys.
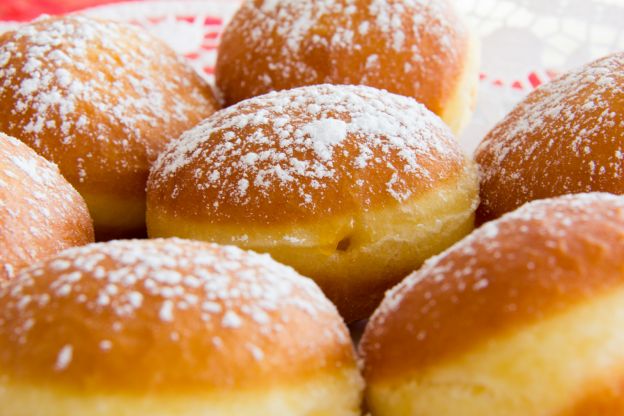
[
  {"x1": 147, "y1": 84, "x2": 479, "y2": 322},
  {"x1": 476, "y1": 53, "x2": 624, "y2": 223},
  {"x1": 0, "y1": 132, "x2": 93, "y2": 279},
  {"x1": 0, "y1": 238, "x2": 362, "y2": 415},
  {"x1": 0, "y1": 15, "x2": 218, "y2": 239},
  {"x1": 361, "y1": 193, "x2": 624, "y2": 415},
  {"x1": 215, "y1": 0, "x2": 479, "y2": 134}
]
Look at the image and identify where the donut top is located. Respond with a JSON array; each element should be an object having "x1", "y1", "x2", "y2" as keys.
[
  {"x1": 0, "y1": 239, "x2": 354, "y2": 391},
  {"x1": 149, "y1": 84, "x2": 466, "y2": 224},
  {"x1": 249, "y1": 0, "x2": 458, "y2": 55},
  {"x1": 217, "y1": 0, "x2": 468, "y2": 112},
  {"x1": 0, "y1": 15, "x2": 216, "y2": 194},
  {"x1": 0, "y1": 132, "x2": 93, "y2": 279},
  {"x1": 476, "y1": 53, "x2": 624, "y2": 220},
  {"x1": 361, "y1": 193, "x2": 624, "y2": 382}
]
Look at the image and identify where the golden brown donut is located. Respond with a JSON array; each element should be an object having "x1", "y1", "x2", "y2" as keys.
[
  {"x1": 0, "y1": 238, "x2": 363, "y2": 416},
  {"x1": 0, "y1": 132, "x2": 93, "y2": 280},
  {"x1": 360, "y1": 193, "x2": 624, "y2": 416},
  {"x1": 146, "y1": 84, "x2": 479, "y2": 322},
  {"x1": 0, "y1": 15, "x2": 218, "y2": 239},
  {"x1": 476, "y1": 52, "x2": 624, "y2": 223},
  {"x1": 215, "y1": 0, "x2": 479, "y2": 134}
]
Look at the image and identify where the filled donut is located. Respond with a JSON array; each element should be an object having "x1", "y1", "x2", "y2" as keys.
[
  {"x1": 361, "y1": 193, "x2": 624, "y2": 416},
  {"x1": 216, "y1": 0, "x2": 479, "y2": 134},
  {"x1": 0, "y1": 15, "x2": 218, "y2": 239},
  {"x1": 476, "y1": 52, "x2": 624, "y2": 223},
  {"x1": 0, "y1": 132, "x2": 93, "y2": 280},
  {"x1": 147, "y1": 84, "x2": 479, "y2": 322},
  {"x1": 0, "y1": 238, "x2": 363, "y2": 416}
]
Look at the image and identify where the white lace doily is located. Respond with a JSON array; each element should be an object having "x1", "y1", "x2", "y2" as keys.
[
  {"x1": 2, "y1": 0, "x2": 624, "y2": 153},
  {"x1": 457, "y1": 0, "x2": 624, "y2": 152}
]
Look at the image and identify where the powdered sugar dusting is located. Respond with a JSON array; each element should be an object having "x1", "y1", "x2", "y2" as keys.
[
  {"x1": 54, "y1": 344, "x2": 73, "y2": 371},
  {"x1": 0, "y1": 132, "x2": 91, "y2": 277},
  {"x1": 301, "y1": 118, "x2": 348, "y2": 161},
  {"x1": 476, "y1": 53, "x2": 624, "y2": 213},
  {"x1": 0, "y1": 15, "x2": 214, "y2": 182},
  {"x1": 221, "y1": 310, "x2": 243, "y2": 328},
  {"x1": 217, "y1": 0, "x2": 463, "y2": 106},
  {"x1": 255, "y1": 0, "x2": 438, "y2": 54},
  {"x1": 151, "y1": 84, "x2": 462, "y2": 218},
  {"x1": 1, "y1": 239, "x2": 347, "y2": 367}
]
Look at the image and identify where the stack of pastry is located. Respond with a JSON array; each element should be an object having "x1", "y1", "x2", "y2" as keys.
[{"x1": 2, "y1": 0, "x2": 624, "y2": 415}]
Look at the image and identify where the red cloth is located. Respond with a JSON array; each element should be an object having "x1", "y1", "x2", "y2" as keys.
[{"x1": 0, "y1": 0, "x2": 137, "y2": 21}]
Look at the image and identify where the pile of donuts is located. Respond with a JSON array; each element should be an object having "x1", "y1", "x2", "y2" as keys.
[{"x1": 1, "y1": 0, "x2": 624, "y2": 415}]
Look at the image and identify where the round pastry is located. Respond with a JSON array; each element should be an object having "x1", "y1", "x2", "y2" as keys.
[
  {"x1": 360, "y1": 193, "x2": 624, "y2": 416},
  {"x1": 215, "y1": 0, "x2": 479, "y2": 134},
  {"x1": 0, "y1": 238, "x2": 363, "y2": 415},
  {"x1": 0, "y1": 15, "x2": 218, "y2": 239},
  {"x1": 147, "y1": 84, "x2": 479, "y2": 322},
  {"x1": 476, "y1": 52, "x2": 624, "y2": 223},
  {"x1": 0, "y1": 132, "x2": 93, "y2": 280}
]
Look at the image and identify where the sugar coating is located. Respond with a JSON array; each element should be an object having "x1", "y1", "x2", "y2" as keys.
[
  {"x1": 0, "y1": 132, "x2": 89, "y2": 277},
  {"x1": 476, "y1": 53, "x2": 624, "y2": 210},
  {"x1": 373, "y1": 192, "x2": 624, "y2": 326},
  {"x1": 0, "y1": 239, "x2": 346, "y2": 370},
  {"x1": 253, "y1": 0, "x2": 454, "y2": 53},
  {"x1": 151, "y1": 84, "x2": 462, "y2": 216},
  {"x1": 218, "y1": 0, "x2": 462, "y2": 96},
  {"x1": 54, "y1": 345, "x2": 73, "y2": 371},
  {"x1": 0, "y1": 15, "x2": 214, "y2": 181}
]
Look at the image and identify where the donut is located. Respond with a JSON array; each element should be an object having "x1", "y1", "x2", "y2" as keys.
[
  {"x1": 0, "y1": 238, "x2": 363, "y2": 415},
  {"x1": 0, "y1": 132, "x2": 93, "y2": 280},
  {"x1": 146, "y1": 84, "x2": 479, "y2": 322},
  {"x1": 0, "y1": 15, "x2": 218, "y2": 239},
  {"x1": 215, "y1": 0, "x2": 479, "y2": 134},
  {"x1": 360, "y1": 193, "x2": 624, "y2": 415},
  {"x1": 476, "y1": 52, "x2": 624, "y2": 223}
]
